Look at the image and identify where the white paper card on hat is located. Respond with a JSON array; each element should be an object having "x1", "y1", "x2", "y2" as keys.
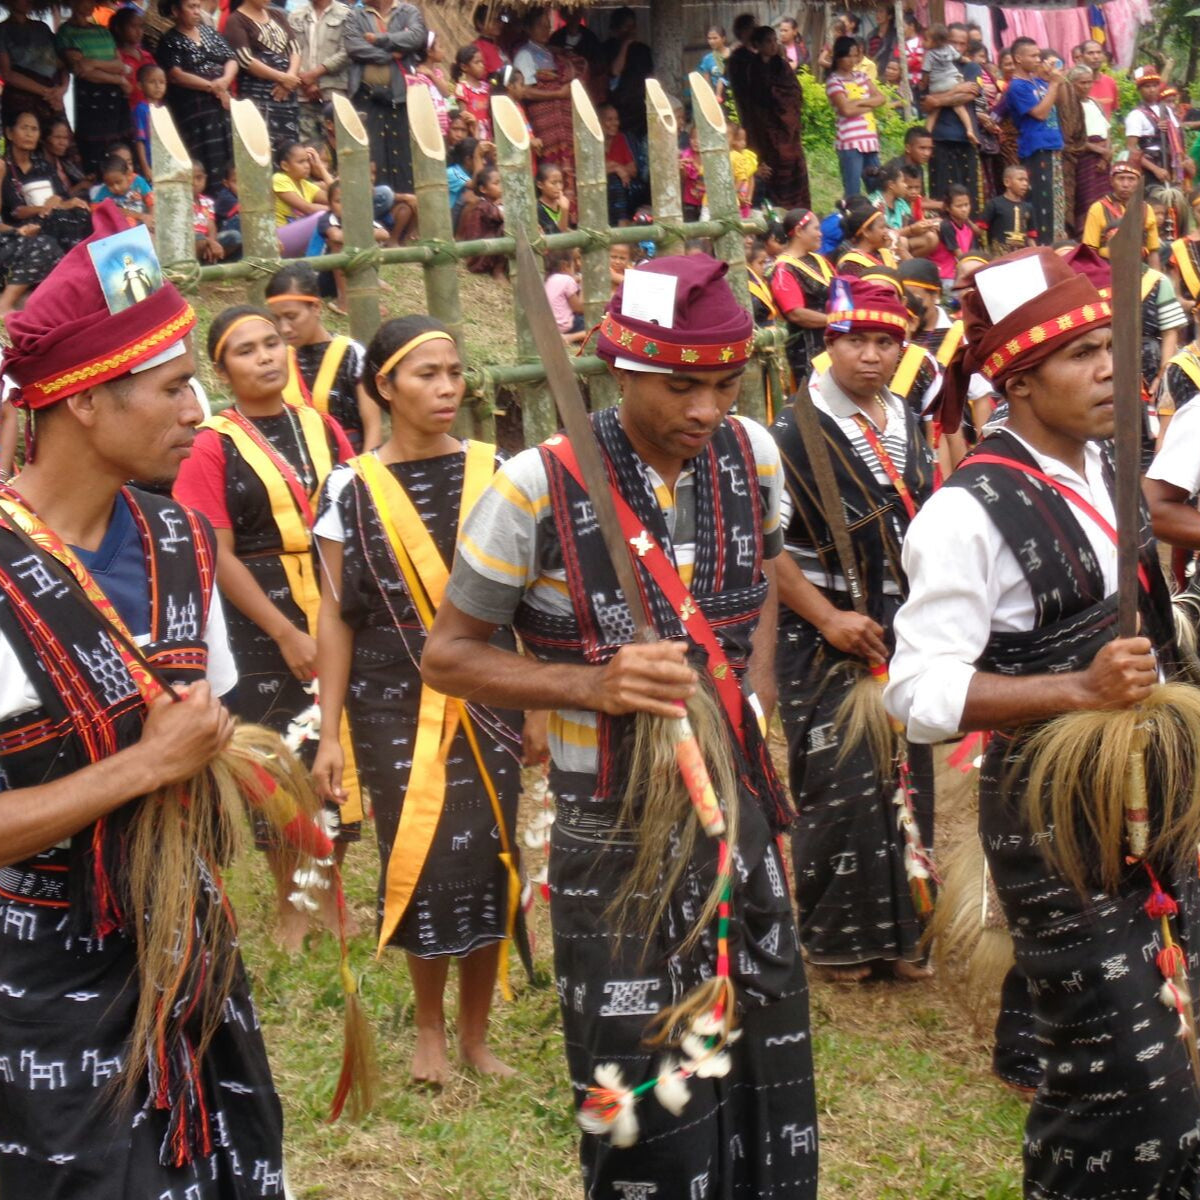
[
  {"x1": 975, "y1": 255, "x2": 1047, "y2": 324},
  {"x1": 620, "y1": 269, "x2": 678, "y2": 328}
]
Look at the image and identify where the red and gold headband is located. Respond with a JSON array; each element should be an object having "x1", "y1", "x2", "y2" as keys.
[
  {"x1": 598, "y1": 312, "x2": 754, "y2": 367},
  {"x1": 980, "y1": 299, "x2": 1113, "y2": 379}
]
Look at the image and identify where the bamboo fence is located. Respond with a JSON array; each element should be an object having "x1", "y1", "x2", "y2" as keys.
[{"x1": 151, "y1": 74, "x2": 779, "y2": 445}]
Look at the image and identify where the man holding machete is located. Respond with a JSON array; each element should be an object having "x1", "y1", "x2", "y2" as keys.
[
  {"x1": 770, "y1": 274, "x2": 938, "y2": 986},
  {"x1": 886, "y1": 240, "x2": 1200, "y2": 1196},
  {"x1": 422, "y1": 253, "x2": 817, "y2": 1199}
]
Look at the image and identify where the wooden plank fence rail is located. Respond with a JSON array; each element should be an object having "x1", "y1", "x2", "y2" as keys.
[{"x1": 153, "y1": 74, "x2": 782, "y2": 436}]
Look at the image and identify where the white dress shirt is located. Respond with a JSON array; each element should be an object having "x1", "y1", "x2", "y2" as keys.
[
  {"x1": 883, "y1": 430, "x2": 1118, "y2": 743},
  {"x1": 1147, "y1": 398, "x2": 1200, "y2": 498}
]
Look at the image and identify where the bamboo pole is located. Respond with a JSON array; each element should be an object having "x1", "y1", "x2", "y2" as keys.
[
  {"x1": 645, "y1": 78, "x2": 683, "y2": 255},
  {"x1": 331, "y1": 93, "x2": 379, "y2": 348},
  {"x1": 149, "y1": 105, "x2": 194, "y2": 278},
  {"x1": 689, "y1": 70, "x2": 764, "y2": 422},
  {"x1": 230, "y1": 98, "x2": 278, "y2": 299},
  {"x1": 570, "y1": 79, "x2": 617, "y2": 411},
  {"x1": 492, "y1": 93, "x2": 556, "y2": 447},
  {"x1": 406, "y1": 81, "x2": 482, "y2": 437},
  {"x1": 185, "y1": 218, "x2": 767, "y2": 285}
]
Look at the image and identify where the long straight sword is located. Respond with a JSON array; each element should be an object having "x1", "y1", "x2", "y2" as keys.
[{"x1": 511, "y1": 230, "x2": 725, "y2": 836}]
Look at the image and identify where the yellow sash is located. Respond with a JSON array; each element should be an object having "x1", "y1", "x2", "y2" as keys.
[
  {"x1": 812, "y1": 349, "x2": 831, "y2": 375},
  {"x1": 775, "y1": 251, "x2": 834, "y2": 289},
  {"x1": 890, "y1": 342, "x2": 926, "y2": 400},
  {"x1": 747, "y1": 269, "x2": 778, "y2": 320},
  {"x1": 1173, "y1": 238, "x2": 1200, "y2": 300},
  {"x1": 935, "y1": 320, "x2": 965, "y2": 367},
  {"x1": 1168, "y1": 346, "x2": 1200, "y2": 395},
  {"x1": 311, "y1": 337, "x2": 353, "y2": 415},
  {"x1": 206, "y1": 405, "x2": 364, "y2": 822},
  {"x1": 1142, "y1": 268, "x2": 1162, "y2": 302},
  {"x1": 282, "y1": 347, "x2": 308, "y2": 409},
  {"x1": 352, "y1": 444, "x2": 520, "y2": 985}
]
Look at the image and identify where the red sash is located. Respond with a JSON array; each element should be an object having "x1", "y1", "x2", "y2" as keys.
[
  {"x1": 851, "y1": 412, "x2": 918, "y2": 519},
  {"x1": 543, "y1": 437, "x2": 747, "y2": 750},
  {"x1": 967, "y1": 453, "x2": 1151, "y2": 592}
]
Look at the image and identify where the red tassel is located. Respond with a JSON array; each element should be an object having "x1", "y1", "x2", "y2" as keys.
[
  {"x1": 1143, "y1": 863, "x2": 1179, "y2": 919},
  {"x1": 1158, "y1": 943, "x2": 1186, "y2": 979},
  {"x1": 279, "y1": 812, "x2": 334, "y2": 860}
]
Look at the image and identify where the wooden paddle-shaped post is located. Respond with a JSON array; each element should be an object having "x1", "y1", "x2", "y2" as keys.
[
  {"x1": 331, "y1": 93, "x2": 379, "y2": 347},
  {"x1": 230, "y1": 98, "x2": 278, "y2": 299},
  {"x1": 149, "y1": 106, "x2": 194, "y2": 278}
]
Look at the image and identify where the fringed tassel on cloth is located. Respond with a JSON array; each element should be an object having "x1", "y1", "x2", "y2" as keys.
[
  {"x1": 926, "y1": 825, "x2": 1015, "y2": 1030},
  {"x1": 584, "y1": 686, "x2": 743, "y2": 1148},
  {"x1": 121, "y1": 723, "x2": 376, "y2": 1160},
  {"x1": 1019, "y1": 682, "x2": 1200, "y2": 895},
  {"x1": 1142, "y1": 862, "x2": 1200, "y2": 1090}
]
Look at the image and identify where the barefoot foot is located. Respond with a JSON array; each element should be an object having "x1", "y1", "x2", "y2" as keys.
[
  {"x1": 274, "y1": 905, "x2": 309, "y2": 954},
  {"x1": 892, "y1": 959, "x2": 934, "y2": 982},
  {"x1": 460, "y1": 1042, "x2": 517, "y2": 1078},
  {"x1": 820, "y1": 964, "x2": 872, "y2": 983},
  {"x1": 412, "y1": 1025, "x2": 450, "y2": 1087}
]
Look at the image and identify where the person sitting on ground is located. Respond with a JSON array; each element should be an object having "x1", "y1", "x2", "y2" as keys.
[
  {"x1": 544, "y1": 246, "x2": 585, "y2": 343},
  {"x1": 271, "y1": 139, "x2": 329, "y2": 257},
  {"x1": 41, "y1": 115, "x2": 90, "y2": 200},
  {"x1": 191, "y1": 158, "x2": 224, "y2": 262},
  {"x1": 447, "y1": 136, "x2": 482, "y2": 226},
  {"x1": 92, "y1": 152, "x2": 154, "y2": 230},
  {"x1": 457, "y1": 164, "x2": 506, "y2": 279},
  {"x1": 600, "y1": 101, "x2": 643, "y2": 225}
]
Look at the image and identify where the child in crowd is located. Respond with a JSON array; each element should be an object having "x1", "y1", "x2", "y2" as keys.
[
  {"x1": 446, "y1": 111, "x2": 471, "y2": 149},
  {"x1": 192, "y1": 160, "x2": 225, "y2": 262},
  {"x1": 408, "y1": 32, "x2": 454, "y2": 136},
  {"x1": 458, "y1": 165, "x2": 506, "y2": 278},
  {"x1": 765, "y1": 219, "x2": 786, "y2": 265},
  {"x1": 600, "y1": 102, "x2": 642, "y2": 224},
  {"x1": 922, "y1": 23, "x2": 977, "y2": 143},
  {"x1": 680, "y1": 126, "x2": 705, "y2": 221},
  {"x1": 930, "y1": 183, "x2": 983, "y2": 289},
  {"x1": 745, "y1": 235, "x2": 778, "y2": 326},
  {"x1": 544, "y1": 247, "x2": 584, "y2": 342},
  {"x1": 447, "y1": 137, "x2": 482, "y2": 224},
  {"x1": 272, "y1": 141, "x2": 331, "y2": 257},
  {"x1": 980, "y1": 164, "x2": 1036, "y2": 250},
  {"x1": 94, "y1": 153, "x2": 154, "y2": 229},
  {"x1": 112, "y1": 6, "x2": 154, "y2": 108},
  {"x1": 535, "y1": 162, "x2": 569, "y2": 234},
  {"x1": 609, "y1": 240, "x2": 631, "y2": 293},
  {"x1": 729, "y1": 123, "x2": 758, "y2": 217},
  {"x1": 211, "y1": 161, "x2": 241, "y2": 240},
  {"x1": 453, "y1": 45, "x2": 492, "y2": 142},
  {"x1": 133, "y1": 64, "x2": 168, "y2": 181}
]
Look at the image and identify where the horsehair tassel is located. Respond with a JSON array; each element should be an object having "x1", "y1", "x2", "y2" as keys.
[{"x1": 671, "y1": 704, "x2": 726, "y2": 837}]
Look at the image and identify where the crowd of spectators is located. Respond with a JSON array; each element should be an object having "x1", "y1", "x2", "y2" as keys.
[{"x1": 0, "y1": 0, "x2": 1195, "y2": 326}]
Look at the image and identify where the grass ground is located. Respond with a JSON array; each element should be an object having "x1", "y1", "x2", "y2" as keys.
[
  {"x1": 223, "y1": 749, "x2": 1024, "y2": 1200},
  {"x1": 199, "y1": 257, "x2": 1024, "y2": 1198}
]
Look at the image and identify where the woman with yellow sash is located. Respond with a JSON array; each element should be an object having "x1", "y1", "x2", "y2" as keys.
[
  {"x1": 311, "y1": 315, "x2": 524, "y2": 1086},
  {"x1": 834, "y1": 205, "x2": 899, "y2": 276},
  {"x1": 265, "y1": 262, "x2": 382, "y2": 455},
  {"x1": 1168, "y1": 188, "x2": 1200, "y2": 330},
  {"x1": 174, "y1": 304, "x2": 360, "y2": 949}
]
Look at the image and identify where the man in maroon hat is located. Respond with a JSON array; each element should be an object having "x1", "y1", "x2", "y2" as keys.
[
  {"x1": 0, "y1": 203, "x2": 286, "y2": 1195},
  {"x1": 770, "y1": 274, "x2": 937, "y2": 984},
  {"x1": 1125, "y1": 64, "x2": 1191, "y2": 188},
  {"x1": 422, "y1": 254, "x2": 818, "y2": 1199},
  {"x1": 886, "y1": 247, "x2": 1199, "y2": 1198}
]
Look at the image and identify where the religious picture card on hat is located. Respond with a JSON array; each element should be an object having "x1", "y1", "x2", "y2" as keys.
[
  {"x1": 87, "y1": 224, "x2": 163, "y2": 315},
  {"x1": 975, "y1": 254, "x2": 1047, "y2": 324},
  {"x1": 621, "y1": 268, "x2": 678, "y2": 328}
]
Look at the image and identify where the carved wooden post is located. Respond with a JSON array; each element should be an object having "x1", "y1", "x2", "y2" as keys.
[
  {"x1": 644, "y1": 78, "x2": 683, "y2": 255},
  {"x1": 149, "y1": 105, "x2": 194, "y2": 282},
  {"x1": 230, "y1": 98, "x2": 279, "y2": 299},
  {"x1": 690, "y1": 70, "x2": 764, "y2": 421},
  {"x1": 332, "y1": 93, "x2": 379, "y2": 347},
  {"x1": 571, "y1": 79, "x2": 617, "y2": 411},
  {"x1": 493, "y1": 93, "x2": 556, "y2": 446}
]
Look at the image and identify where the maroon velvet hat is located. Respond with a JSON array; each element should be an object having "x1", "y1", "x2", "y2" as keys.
[
  {"x1": 824, "y1": 274, "x2": 909, "y2": 340},
  {"x1": 1061, "y1": 242, "x2": 1113, "y2": 297},
  {"x1": 596, "y1": 254, "x2": 755, "y2": 372},
  {"x1": 3, "y1": 201, "x2": 196, "y2": 410}
]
